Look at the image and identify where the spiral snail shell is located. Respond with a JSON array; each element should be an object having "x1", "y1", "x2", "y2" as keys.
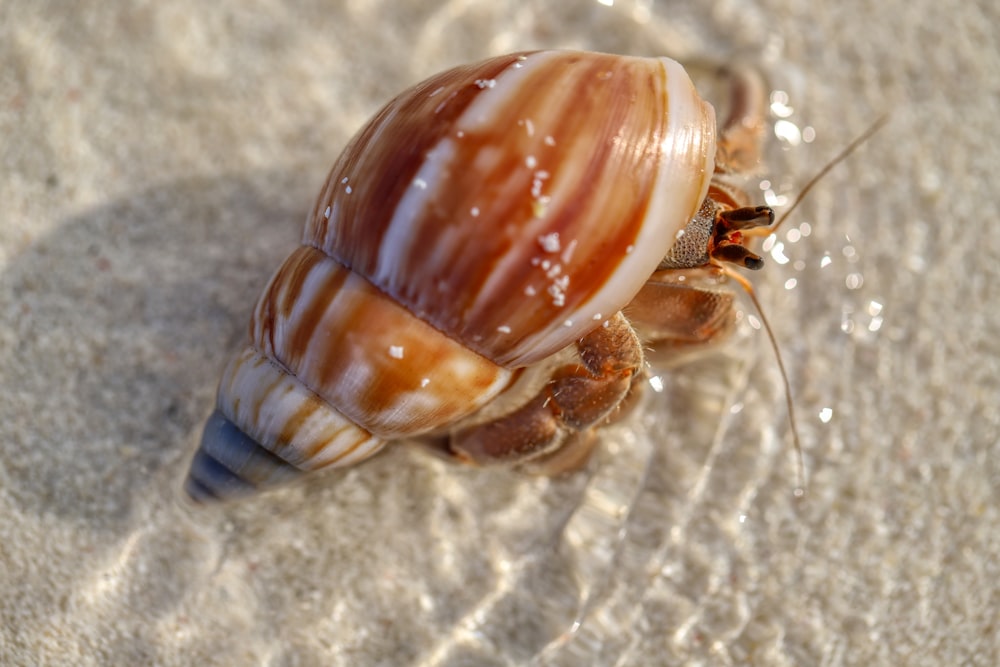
[{"x1": 184, "y1": 50, "x2": 774, "y2": 503}]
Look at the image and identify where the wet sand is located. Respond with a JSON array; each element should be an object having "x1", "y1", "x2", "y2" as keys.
[{"x1": 1, "y1": 2, "x2": 998, "y2": 665}]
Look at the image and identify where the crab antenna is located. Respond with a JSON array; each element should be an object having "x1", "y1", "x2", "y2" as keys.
[
  {"x1": 723, "y1": 267, "x2": 806, "y2": 496},
  {"x1": 767, "y1": 114, "x2": 890, "y2": 234},
  {"x1": 721, "y1": 115, "x2": 889, "y2": 496}
]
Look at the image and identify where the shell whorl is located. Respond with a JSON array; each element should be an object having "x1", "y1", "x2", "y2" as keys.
[
  {"x1": 250, "y1": 246, "x2": 513, "y2": 438},
  {"x1": 305, "y1": 50, "x2": 716, "y2": 367}
]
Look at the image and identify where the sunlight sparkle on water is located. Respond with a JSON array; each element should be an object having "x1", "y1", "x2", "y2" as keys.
[
  {"x1": 774, "y1": 119, "x2": 802, "y2": 146},
  {"x1": 769, "y1": 241, "x2": 790, "y2": 265},
  {"x1": 770, "y1": 90, "x2": 793, "y2": 118},
  {"x1": 763, "y1": 189, "x2": 789, "y2": 207}
]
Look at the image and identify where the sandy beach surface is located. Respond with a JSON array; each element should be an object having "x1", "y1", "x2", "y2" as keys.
[{"x1": 2, "y1": 1, "x2": 998, "y2": 665}]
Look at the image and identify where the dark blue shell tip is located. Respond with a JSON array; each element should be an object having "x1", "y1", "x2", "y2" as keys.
[{"x1": 183, "y1": 409, "x2": 301, "y2": 503}]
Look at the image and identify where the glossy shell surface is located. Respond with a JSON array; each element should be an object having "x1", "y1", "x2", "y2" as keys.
[
  {"x1": 306, "y1": 50, "x2": 716, "y2": 367},
  {"x1": 185, "y1": 50, "x2": 719, "y2": 501}
]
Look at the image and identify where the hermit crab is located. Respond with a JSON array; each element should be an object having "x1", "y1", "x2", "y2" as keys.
[{"x1": 184, "y1": 50, "x2": 786, "y2": 503}]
